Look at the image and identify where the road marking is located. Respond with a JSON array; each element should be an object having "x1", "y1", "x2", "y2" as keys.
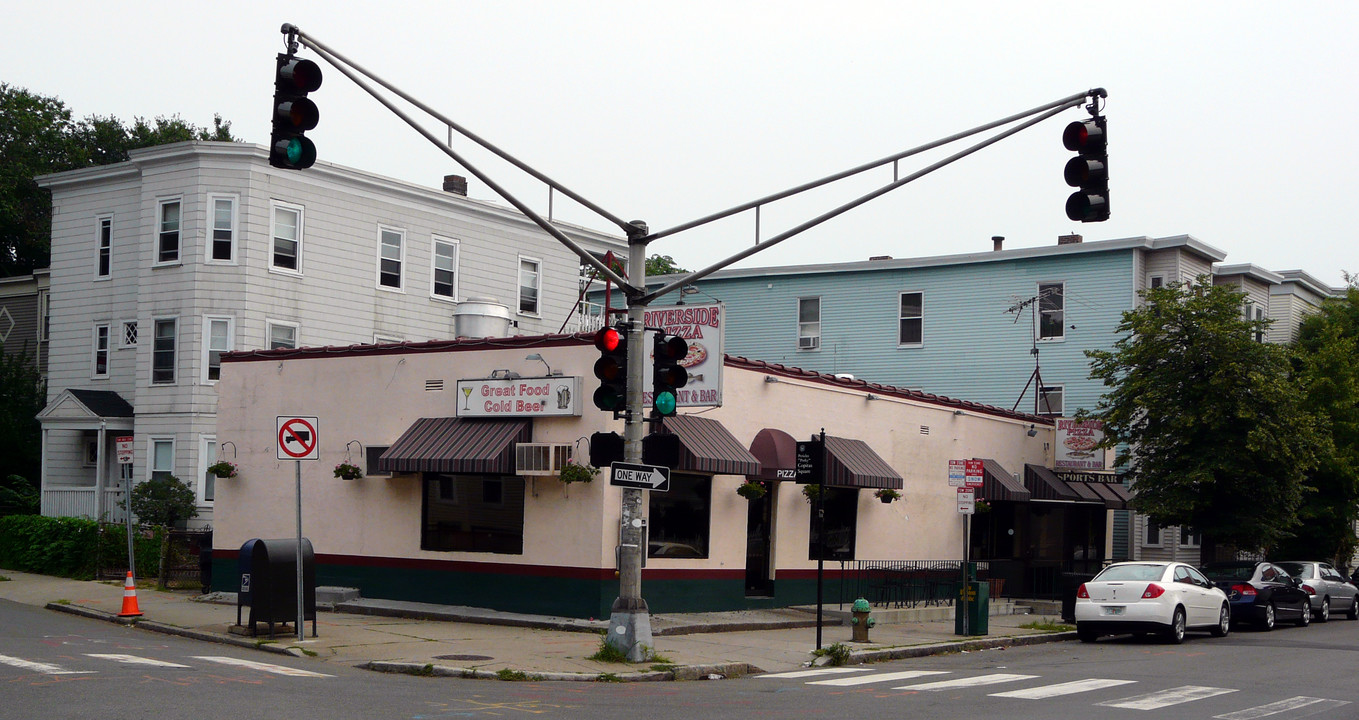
[
  {"x1": 808, "y1": 670, "x2": 950, "y2": 686},
  {"x1": 0, "y1": 654, "x2": 95, "y2": 675},
  {"x1": 893, "y1": 673, "x2": 1038, "y2": 691},
  {"x1": 1214, "y1": 697, "x2": 1351, "y2": 720},
  {"x1": 758, "y1": 668, "x2": 870, "y2": 679},
  {"x1": 990, "y1": 678, "x2": 1138, "y2": 699},
  {"x1": 85, "y1": 653, "x2": 192, "y2": 668},
  {"x1": 192, "y1": 656, "x2": 332, "y2": 678},
  {"x1": 1098, "y1": 685, "x2": 1237, "y2": 710}
]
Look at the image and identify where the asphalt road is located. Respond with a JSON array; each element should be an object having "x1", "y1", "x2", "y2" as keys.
[{"x1": 4, "y1": 598, "x2": 1356, "y2": 720}]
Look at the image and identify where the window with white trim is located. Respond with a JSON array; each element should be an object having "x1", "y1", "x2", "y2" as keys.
[
  {"x1": 96, "y1": 216, "x2": 112, "y2": 278},
  {"x1": 1144, "y1": 519, "x2": 1162, "y2": 546},
  {"x1": 898, "y1": 291, "x2": 923, "y2": 346},
  {"x1": 152, "y1": 317, "x2": 177, "y2": 385},
  {"x1": 208, "y1": 195, "x2": 236, "y2": 262},
  {"x1": 1038, "y1": 282, "x2": 1065, "y2": 340},
  {"x1": 267, "y1": 320, "x2": 298, "y2": 350},
  {"x1": 1179, "y1": 527, "x2": 1201, "y2": 548},
  {"x1": 1037, "y1": 384, "x2": 1063, "y2": 417},
  {"x1": 798, "y1": 297, "x2": 821, "y2": 350},
  {"x1": 1148, "y1": 274, "x2": 1164, "y2": 289},
  {"x1": 271, "y1": 202, "x2": 303, "y2": 272},
  {"x1": 377, "y1": 227, "x2": 404, "y2": 290},
  {"x1": 38, "y1": 290, "x2": 49, "y2": 342},
  {"x1": 150, "y1": 437, "x2": 175, "y2": 482},
  {"x1": 203, "y1": 316, "x2": 233, "y2": 383},
  {"x1": 92, "y1": 322, "x2": 110, "y2": 378},
  {"x1": 199, "y1": 435, "x2": 217, "y2": 504},
  {"x1": 517, "y1": 256, "x2": 540, "y2": 315},
  {"x1": 156, "y1": 199, "x2": 181, "y2": 264},
  {"x1": 121, "y1": 320, "x2": 138, "y2": 348},
  {"x1": 431, "y1": 237, "x2": 458, "y2": 300}
]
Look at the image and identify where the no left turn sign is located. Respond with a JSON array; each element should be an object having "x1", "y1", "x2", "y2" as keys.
[{"x1": 277, "y1": 416, "x2": 319, "y2": 460}]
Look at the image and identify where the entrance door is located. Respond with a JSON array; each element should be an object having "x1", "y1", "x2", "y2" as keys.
[{"x1": 745, "y1": 485, "x2": 775, "y2": 597}]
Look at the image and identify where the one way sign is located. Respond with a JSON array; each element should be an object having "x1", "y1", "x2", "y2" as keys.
[{"x1": 610, "y1": 462, "x2": 670, "y2": 492}]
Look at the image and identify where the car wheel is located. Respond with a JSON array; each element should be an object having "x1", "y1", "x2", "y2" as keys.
[
  {"x1": 1163, "y1": 607, "x2": 1186, "y2": 644},
  {"x1": 1348, "y1": 596, "x2": 1358, "y2": 621},
  {"x1": 1077, "y1": 624, "x2": 1097, "y2": 643},
  {"x1": 1210, "y1": 603, "x2": 1230, "y2": 637},
  {"x1": 1297, "y1": 600, "x2": 1311, "y2": 627},
  {"x1": 1317, "y1": 597, "x2": 1330, "y2": 623},
  {"x1": 1261, "y1": 602, "x2": 1276, "y2": 631}
]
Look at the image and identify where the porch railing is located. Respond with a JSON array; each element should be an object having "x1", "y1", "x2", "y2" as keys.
[
  {"x1": 41, "y1": 487, "x2": 128, "y2": 523},
  {"x1": 842, "y1": 560, "x2": 993, "y2": 608}
]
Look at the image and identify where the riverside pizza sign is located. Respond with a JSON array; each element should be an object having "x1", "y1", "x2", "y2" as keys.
[
  {"x1": 1055, "y1": 418, "x2": 1106, "y2": 470},
  {"x1": 641, "y1": 302, "x2": 725, "y2": 409}
]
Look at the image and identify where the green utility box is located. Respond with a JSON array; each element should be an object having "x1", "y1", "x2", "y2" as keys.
[{"x1": 953, "y1": 579, "x2": 989, "y2": 636}]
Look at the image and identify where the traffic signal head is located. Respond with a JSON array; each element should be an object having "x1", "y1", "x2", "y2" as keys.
[
  {"x1": 270, "y1": 54, "x2": 323, "y2": 170},
  {"x1": 1062, "y1": 116, "x2": 1108, "y2": 222},
  {"x1": 651, "y1": 333, "x2": 689, "y2": 417},
  {"x1": 592, "y1": 325, "x2": 629, "y2": 412}
]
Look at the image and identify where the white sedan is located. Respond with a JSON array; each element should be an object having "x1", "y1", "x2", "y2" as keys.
[{"x1": 1074, "y1": 561, "x2": 1231, "y2": 644}]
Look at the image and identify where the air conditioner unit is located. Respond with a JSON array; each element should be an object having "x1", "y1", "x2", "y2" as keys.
[
  {"x1": 515, "y1": 443, "x2": 573, "y2": 476},
  {"x1": 798, "y1": 336, "x2": 820, "y2": 349}
]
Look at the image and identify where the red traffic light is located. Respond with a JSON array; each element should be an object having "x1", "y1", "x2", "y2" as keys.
[
  {"x1": 278, "y1": 57, "x2": 323, "y2": 93},
  {"x1": 594, "y1": 327, "x2": 623, "y2": 353},
  {"x1": 1062, "y1": 119, "x2": 1105, "y2": 152}
]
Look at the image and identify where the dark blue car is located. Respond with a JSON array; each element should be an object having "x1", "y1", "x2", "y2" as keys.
[{"x1": 1201, "y1": 561, "x2": 1310, "y2": 630}]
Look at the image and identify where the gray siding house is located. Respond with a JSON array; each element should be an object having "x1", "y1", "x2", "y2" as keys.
[{"x1": 35, "y1": 141, "x2": 624, "y2": 527}]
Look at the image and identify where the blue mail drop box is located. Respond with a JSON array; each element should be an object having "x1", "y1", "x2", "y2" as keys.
[{"x1": 236, "y1": 538, "x2": 317, "y2": 637}]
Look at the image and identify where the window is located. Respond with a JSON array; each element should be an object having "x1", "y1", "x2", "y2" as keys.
[
  {"x1": 1038, "y1": 282, "x2": 1065, "y2": 340},
  {"x1": 152, "y1": 318, "x2": 177, "y2": 384},
  {"x1": 271, "y1": 203, "x2": 302, "y2": 272},
  {"x1": 209, "y1": 196, "x2": 236, "y2": 262},
  {"x1": 157, "y1": 199, "x2": 180, "y2": 264},
  {"x1": 431, "y1": 237, "x2": 458, "y2": 300},
  {"x1": 375, "y1": 227, "x2": 404, "y2": 290},
  {"x1": 517, "y1": 256, "x2": 540, "y2": 315},
  {"x1": 421, "y1": 474, "x2": 524, "y2": 554},
  {"x1": 1037, "y1": 384, "x2": 1063, "y2": 417},
  {"x1": 648, "y1": 474, "x2": 710, "y2": 559},
  {"x1": 1148, "y1": 275, "x2": 1164, "y2": 289},
  {"x1": 96, "y1": 216, "x2": 112, "y2": 278},
  {"x1": 38, "y1": 290, "x2": 49, "y2": 342},
  {"x1": 1179, "y1": 527, "x2": 1201, "y2": 548},
  {"x1": 92, "y1": 322, "x2": 110, "y2": 378},
  {"x1": 364, "y1": 445, "x2": 391, "y2": 477},
  {"x1": 809, "y1": 487, "x2": 859, "y2": 560},
  {"x1": 1144, "y1": 519, "x2": 1162, "y2": 546},
  {"x1": 798, "y1": 297, "x2": 821, "y2": 350},
  {"x1": 898, "y1": 291, "x2": 923, "y2": 346},
  {"x1": 150, "y1": 437, "x2": 175, "y2": 482},
  {"x1": 121, "y1": 320, "x2": 138, "y2": 348},
  {"x1": 267, "y1": 320, "x2": 298, "y2": 350},
  {"x1": 1253, "y1": 305, "x2": 1265, "y2": 343},
  {"x1": 203, "y1": 316, "x2": 233, "y2": 383},
  {"x1": 83, "y1": 437, "x2": 99, "y2": 467},
  {"x1": 199, "y1": 436, "x2": 216, "y2": 504}
]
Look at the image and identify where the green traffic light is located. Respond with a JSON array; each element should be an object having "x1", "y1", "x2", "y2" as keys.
[{"x1": 654, "y1": 390, "x2": 677, "y2": 416}]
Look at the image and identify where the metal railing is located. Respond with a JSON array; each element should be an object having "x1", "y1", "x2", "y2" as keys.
[
  {"x1": 842, "y1": 560, "x2": 993, "y2": 608},
  {"x1": 40, "y1": 487, "x2": 128, "y2": 523}
]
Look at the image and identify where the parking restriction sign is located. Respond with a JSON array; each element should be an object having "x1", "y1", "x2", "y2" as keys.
[{"x1": 276, "y1": 416, "x2": 319, "y2": 460}]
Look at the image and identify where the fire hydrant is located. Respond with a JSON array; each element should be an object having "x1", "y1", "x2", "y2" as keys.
[{"x1": 850, "y1": 597, "x2": 876, "y2": 642}]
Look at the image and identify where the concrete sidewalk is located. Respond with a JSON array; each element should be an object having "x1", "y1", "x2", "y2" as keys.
[{"x1": 0, "y1": 569, "x2": 1073, "y2": 681}]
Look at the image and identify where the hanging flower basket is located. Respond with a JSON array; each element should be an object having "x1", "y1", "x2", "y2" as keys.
[
  {"x1": 334, "y1": 462, "x2": 364, "y2": 480},
  {"x1": 874, "y1": 488, "x2": 902, "y2": 504},
  {"x1": 558, "y1": 461, "x2": 598, "y2": 485},
  {"x1": 737, "y1": 480, "x2": 767, "y2": 500},
  {"x1": 802, "y1": 484, "x2": 822, "y2": 504},
  {"x1": 975, "y1": 499, "x2": 992, "y2": 513},
  {"x1": 207, "y1": 461, "x2": 238, "y2": 479}
]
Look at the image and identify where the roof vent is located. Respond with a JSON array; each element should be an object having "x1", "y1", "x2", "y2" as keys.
[
  {"x1": 992, "y1": 236, "x2": 1004, "y2": 251},
  {"x1": 443, "y1": 175, "x2": 468, "y2": 196},
  {"x1": 1058, "y1": 233, "x2": 1083, "y2": 245}
]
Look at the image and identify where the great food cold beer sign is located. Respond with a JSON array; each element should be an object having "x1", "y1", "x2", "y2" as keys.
[{"x1": 456, "y1": 377, "x2": 583, "y2": 418}]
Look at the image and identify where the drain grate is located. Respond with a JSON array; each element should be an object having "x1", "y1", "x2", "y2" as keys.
[{"x1": 433, "y1": 654, "x2": 494, "y2": 661}]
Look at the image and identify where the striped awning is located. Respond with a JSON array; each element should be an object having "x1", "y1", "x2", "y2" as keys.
[
  {"x1": 379, "y1": 417, "x2": 532, "y2": 474},
  {"x1": 1025, "y1": 464, "x2": 1125, "y2": 507},
  {"x1": 660, "y1": 415, "x2": 762, "y2": 476},
  {"x1": 823, "y1": 436, "x2": 903, "y2": 490},
  {"x1": 979, "y1": 459, "x2": 1031, "y2": 502}
]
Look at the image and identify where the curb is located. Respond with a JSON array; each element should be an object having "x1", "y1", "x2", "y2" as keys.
[
  {"x1": 845, "y1": 630, "x2": 1076, "y2": 664},
  {"x1": 43, "y1": 602, "x2": 298, "y2": 656},
  {"x1": 360, "y1": 660, "x2": 762, "y2": 682}
]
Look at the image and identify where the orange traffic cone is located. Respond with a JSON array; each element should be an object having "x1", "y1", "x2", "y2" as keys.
[{"x1": 117, "y1": 571, "x2": 143, "y2": 618}]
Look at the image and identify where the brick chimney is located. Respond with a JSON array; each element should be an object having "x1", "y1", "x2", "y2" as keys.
[
  {"x1": 1058, "y1": 233, "x2": 1083, "y2": 245},
  {"x1": 443, "y1": 175, "x2": 468, "y2": 196},
  {"x1": 992, "y1": 236, "x2": 1004, "y2": 251}
]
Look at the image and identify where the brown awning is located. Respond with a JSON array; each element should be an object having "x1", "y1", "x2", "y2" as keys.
[
  {"x1": 379, "y1": 417, "x2": 532, "y2": 474},
  {"x1": 1025, "y1": 464, "x2": 1116, "y2": 506},
  {"x1": 749, "y1": 428, "x2": 799, "y2": 481},
  {"x1": 660, "y1": 415, "x2": 761, "y2": 476},
  {"x1": 980, "y1": 459, "x2": 1030, "y2": 502},
  {"x1": 1085, "y1": 481, "x2": 1130, "y2": 510},
  {"x1": 823, "y1": 436, "x2": 903, "y2": 490}
]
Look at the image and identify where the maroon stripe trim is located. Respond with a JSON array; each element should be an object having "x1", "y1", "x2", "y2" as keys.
[{"x1": 213, "y1": 549, "x2": 613, "y2": 580}]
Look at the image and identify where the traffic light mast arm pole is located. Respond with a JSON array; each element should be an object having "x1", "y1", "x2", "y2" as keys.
[
  {"x1": 285, "y1": 25, "x2": 637, "y2": 292},
  {"x1": 638, "y1": 97, "x2": 1090, "y2": 305}
]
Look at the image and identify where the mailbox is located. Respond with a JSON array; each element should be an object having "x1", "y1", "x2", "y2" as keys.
[{"x1": 235, "y1": 538, "x2": 317, "y2": 637}]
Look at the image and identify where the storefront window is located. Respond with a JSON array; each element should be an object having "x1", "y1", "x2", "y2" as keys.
[
  {"x1": 421, "y1": 474, "x2": 523, "y2": 554},
  {"x1": 648, "y1": 474, "x2": 710, "y2": 558},
  {"x1": 809, "y1": 487, "x2": 859, "y2": 560}
]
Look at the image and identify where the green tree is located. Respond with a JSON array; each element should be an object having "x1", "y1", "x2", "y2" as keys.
[
  {"x1": 1276, "y1": 285, "x2": 1359, "y2": 563},
  {"x1": 0, "y1": 84, "x2": 236, "y2": 275},
  {"x1": 645, "y1": 254, "x2": 689, "y2": 277},
  {"x1": 128, "y1": 475, "x2": 198, "y2": 529},
  {"x1": 1085, "y1": 279, "x2": 1322, "y2": 556},
  {"x1": 0, "y1": 343, "x2": 45, "y2": 501}
]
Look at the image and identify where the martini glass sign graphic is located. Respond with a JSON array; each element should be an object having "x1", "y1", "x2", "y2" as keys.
[{"x1": 462, "y1": 386, "x2": 473, "y2": 410}]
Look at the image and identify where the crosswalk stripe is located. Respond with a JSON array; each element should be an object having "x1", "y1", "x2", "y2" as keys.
[
  {"x1": 1213, "y1": 697, "x2": 1351, "y2": 720},
  {"x1": 0, "y1": 654, "x2": 95, "y2": 675},
  {"x1": 991, "y1": 678, "x2": 1139, "y2": 699},
  {"x1": 85, "y1": 654, "x2": 191, "y2": 668},
  {"x1": 893, "y1": 673, "x2": 1039, "y2": 691},
  {"x1": 1098, "y1": 685, "x2": 1237, "y2": 710},
  {"x1": 808, "y1": 670, "x2": 950, "y2": 686},
  {"x1": 192, "y1": 656, "x2": 332, "y2": 678},
  {"x1": 757, "y1": 668, "x2": 870, "y2": 679}
]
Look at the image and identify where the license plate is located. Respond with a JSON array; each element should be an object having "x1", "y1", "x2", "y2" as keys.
[{"x1": 1103, "y1": 606, "x2": 1125, "y2": 616}]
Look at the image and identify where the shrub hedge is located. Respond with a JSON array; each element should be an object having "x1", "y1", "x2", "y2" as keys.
[{"x1": 0, "y1": 515, "x2": 163, "y2": 580}]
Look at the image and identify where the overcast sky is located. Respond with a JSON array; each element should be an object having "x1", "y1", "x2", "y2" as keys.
[{"x1": 5, "y1": 1, "x2": 1354, "y2": 286}]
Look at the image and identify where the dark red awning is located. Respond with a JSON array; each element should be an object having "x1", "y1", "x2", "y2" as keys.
[
  {"x1": 660, "y1": 415, "x2": 761, "y2": 476},
  {"x1": 379, "y1": 417, "x2": 531, "y2": 474}
]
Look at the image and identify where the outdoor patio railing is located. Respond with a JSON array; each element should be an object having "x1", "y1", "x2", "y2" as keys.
[{"x1": 841, "y1": 560, "x2": 993, "y2": 609}]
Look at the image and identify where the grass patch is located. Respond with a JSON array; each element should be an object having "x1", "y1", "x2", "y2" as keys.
[
  {"x1": 811, "y1": 642, "x2": 851, "y2": 666},
  {"x1": 0, "y1": 575, "x2": 10, "y2": 581},
  {"x1": 495, "y1": 668, "x2": 533, "y2": 681},
  {"x1": 296, "y1": 648, "x2": 318, "y2": 657},
  {"x1": 648, "y1": 664, "x2": 677, "y2": 673},
  {"x1": 54, "y1": 598, "x2": 71, "y2": 605},
  {"x1": 1018, "y1": 620, "x2": 1074, "y2": 633},
  {"x1": 587, "y1": 639, "x2": 630, "y2": 663},
  {"x1": 411, "y1": 663, "x2": 435, "y2": 677},
  {"x1": 595, "y1": 672, "x2": 622, "y2": 683},
  {"x1": 640, "y1": 646, "x2": 671, "y2": 664},
  {"x1": 254, "y1": 639, "x2": 277, "y2": 647}
]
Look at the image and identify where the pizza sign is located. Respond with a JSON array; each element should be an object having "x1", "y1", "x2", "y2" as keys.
[
  {"x1": 641, "y1": 302, "x2": 725, "y2": 408},
  {"x1": 1055, "y1": 418, "x2": 1105, "y2": 470}
]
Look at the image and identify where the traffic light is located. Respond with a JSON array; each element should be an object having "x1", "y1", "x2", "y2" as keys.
[
  {"x1": 589, "y1": 431, "x2": 624, "y2": 467},
  {"x1": 592, "y1": 325, "x2": 629, "y2": 412},
  {"x1": 1062, "y1": 115, "x2": 1108, "y2": 222},
  {"x1": 270, "y1": 53, "x2": 323, "y2": 170},
  {"x1": 651, "y1": 333, "x2": 689, "y2": 417}
]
